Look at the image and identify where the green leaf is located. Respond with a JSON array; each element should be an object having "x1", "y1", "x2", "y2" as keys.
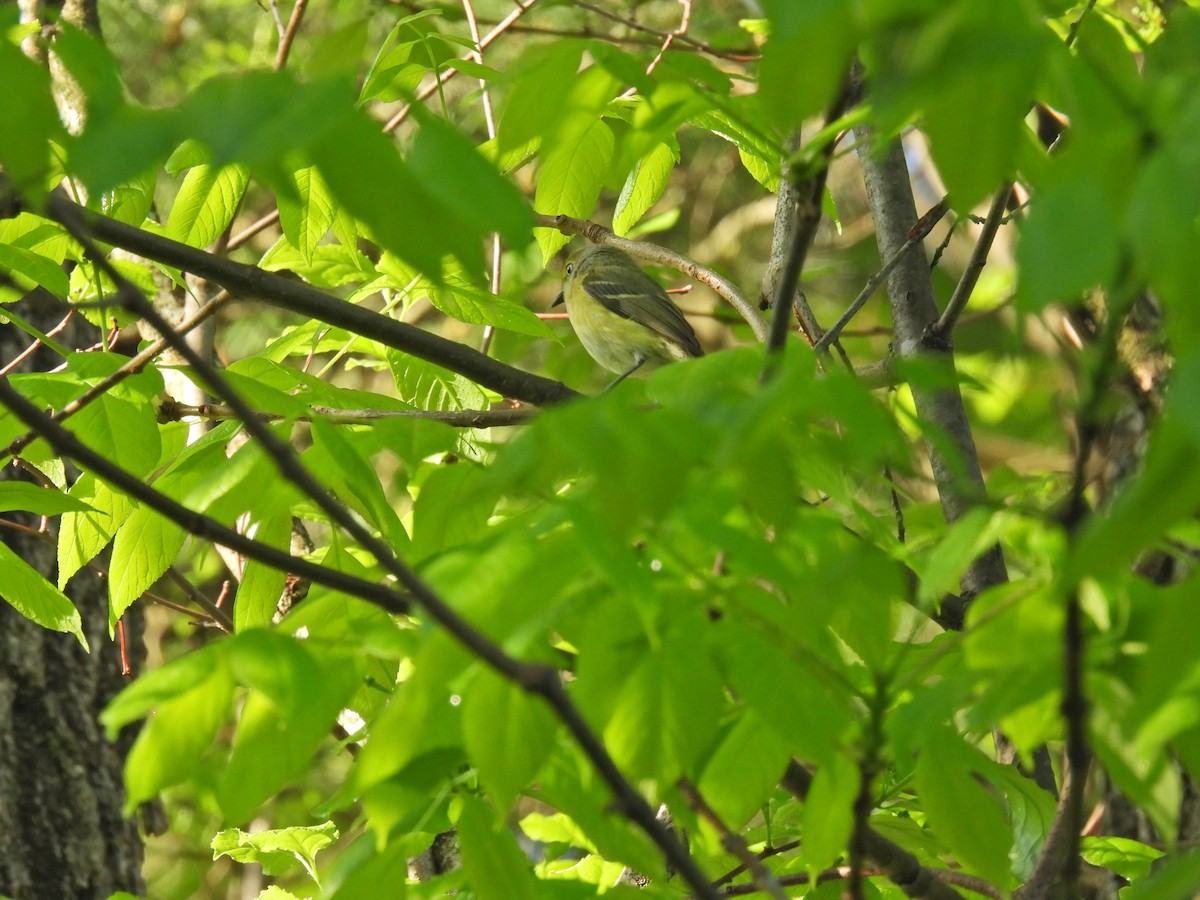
[
  {"x1": 0, "y1": 243, "x2": 70, "y2": 298},
  {"x1": 59, "y1": 474, "x2": 135, "y2": 588},
  {"x1": 122, "y1": 658, "x2": 235, "y2": 810},
  {"x1": 409, "y1": 111, "x2": 534, "y2": 249},
  {"x1": 218, "y1": 643, "x2": 361, "y2": 822},
  {"x1": 757, "y1": 0, "x2": 855, "y2": 129},
  {"x1": 71, "y1": 393, "x2": 162, "y2": 478},
  {"x1": 1081, "y1": 835, "x2": 1163, "y2": 883},
  {"x1": 428, "y1": 277, "x2": 554, "y2": 338},
  {"x1": 325, "y1": 836, "x2": 410, "y2": 900},
  {"x1": 1016, "y1": 169, "x2": 1120, "y2": 310},
  {"x1": 462, "y1": 667, "x2": 559, "y2": 811},
  {"x1": 108, "y1": 504, "x2": 186, "y2": 629},
  {"x1": 234, "y1": 513, "x2": 293, "y2": 632},
  {"x1": 388, "y1": 351, "x2": 487, "y2": 412},
  {"x1": 534, "y1": 119, "x2": 615, "y2": 263},
  {"x1": 696, "y1": 711, "x2": 791, "y2": 829},
  {"x1": 802, "y1": 753, "x2": 859, "y2": 873},
  {"x1": 1120, "y1": 848, "x2": 1200, "y2": 900},
  {"x1": 613, "y1": 142, "x2": 679, "y2": 237},
  {"x1": 101, "y1": 641, "x2": 227, "y2": 734},
  {"x1": 0, "y1": 37, "x2": 64, "y2": 193},
  {"x1": 497, "y1": 43, "x2": 584, "y2": 151},
  {"x1": 0, "y1": 481, "x2": 95, "y2": 515},
  {"x1": 211, "y1": 822, "x2": 338, "y2": 881},
  {"x1": 920, "y1": 6, "x2": 1047, "y2": 210},
  {"x1": 456, "y1": 796, "x2": 540, "y2": 900},
  {"x1": 276, "y1": 165, "x2": 337, "y2": 264},
  {"x1": 0, "y1": 540, "x2": 87, "y2": 649},
  {"x1": 914, "y1": 727, "x2": 1014, "y2": 889},
  {"x1": 167, "y1": 163, "x2": 250, "y2": 248},
  {"x1": 259, "y1": 238, "x2": 374, "y2": 288},
  {"x1": 603, "y1": 617, "x2": 725, "y2": 781},
  {"x1": 409, "y1": 462, "x2": 494, "y2": 563},
  {"x1": 310, "y1": 416, "x2": 409, "y2": 553},
  {"x1": 308, "y1": 106, "x2": 481, "y2": 280},
  {"x1": 917, "y1": 507, "x2": 1008, "y2": 608}
]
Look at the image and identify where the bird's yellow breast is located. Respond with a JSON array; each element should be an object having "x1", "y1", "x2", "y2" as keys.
[{"x1": 564, "y1": 290, "x2": 690, "y2": 375}]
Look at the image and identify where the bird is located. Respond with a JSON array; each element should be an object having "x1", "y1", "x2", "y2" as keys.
[{"x1": 552, "y1": 244, "x2": 703, "y2": 386}]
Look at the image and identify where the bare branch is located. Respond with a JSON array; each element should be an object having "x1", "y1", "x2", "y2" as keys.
[
  {"x1": 48, "y1": 194, "x2": 577, "y2": 407},
  {"x1": 812, "y1": 197, "x2": 949, "y2": 355},
  {"x1": 764, "y1": 83, "x2": 855, "y2": 360},
  {"x1": 156, "y1": 399, "x2": 536, "y2": 429},
  {"x1": 930, "y1": 186, "x2": 1012, "y2": 340},
  {"x1": 851, "y1": 129, "x2": 1008, "y2": 613},
  {"x1": 273, "y1": 0, "x2": 309, "y2": 70}
]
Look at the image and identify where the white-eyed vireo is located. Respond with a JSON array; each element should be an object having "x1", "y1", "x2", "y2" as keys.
[{"x1": 552, "y1": 244, "x2": 703, "y2": 385}]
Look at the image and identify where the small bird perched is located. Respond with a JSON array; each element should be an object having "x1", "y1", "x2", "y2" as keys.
[{"x1": 553, "y1": 244, "x2": 703, "y2": 386}]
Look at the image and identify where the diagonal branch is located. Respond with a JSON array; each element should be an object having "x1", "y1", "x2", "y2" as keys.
[
  {"x1": 47, "y1": 194, "x2": 576, "y2": 407},
  {"x1": 812, "y1": 198, "x2": 949, "y2": 355},
  {"x1": 42, "y1": 200, "x2": 719, "y2": 900},
  {"x1": 929, "y1": 185, "x2": 1012, "y2": 340}
]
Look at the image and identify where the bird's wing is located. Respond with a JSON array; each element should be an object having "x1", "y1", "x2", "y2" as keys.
[{"x1": 581, "y1": 273, "x2": 703, "y2": 358}]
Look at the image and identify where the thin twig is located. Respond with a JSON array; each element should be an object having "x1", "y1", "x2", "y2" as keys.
[
  {"x1": 163, "y1": 566, "x2": 235, "y2": 631},
  {"x1": 644, "y1": 0, "x2": 691, "y2": 77},
  {"x1": 383, "y1": 0, "x2": 539, "y2": 133},
  {"x1": 157, "y1": 399, "x2": 536, "y2": 428},
  {"x1": 713, "y1": 840, "x2": 802, "y2": 888},
  {"x1": 0, "y1": 310, "x2": 74, "y2": 377},
  {"x1": 930, "y1": 185, "x2": 1012, "y2": 340},
  {"x1": 0, "y1": 291, "x2": 233, "y2": 467},
  {"x1": 569, "y1": 0, "x2": 746, "y2": 61},
  {"x1": 273, "y1": 0, "x2": 310, "y2": 70},
  {"x1": 538, "y1": 213, "x2": 768, "y2": 342},
  {"x1": 227, "y1": 209, "x2": 280, "y2": 251},
  {"x1": 811, "y1": 198, "x2": 949, "y2": 355},
  {"x1": 677, "y1": 778, "x2": 788, "y2": 900},
  {"x1": 461, "y1": 0, "x2": 503, "y2": 356}
]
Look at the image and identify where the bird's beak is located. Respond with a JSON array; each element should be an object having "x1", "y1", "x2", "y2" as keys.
[{"x1": 551, "y1": 291, "x2": 564, "y2": 308}]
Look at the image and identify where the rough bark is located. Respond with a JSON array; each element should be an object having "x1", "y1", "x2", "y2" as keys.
[
  {"x1": 0, "y1": 300, "x2": 146, "y2": 899},
  {"x1": 853, "y1": 133, "x2": 1009, "y2": 623}
]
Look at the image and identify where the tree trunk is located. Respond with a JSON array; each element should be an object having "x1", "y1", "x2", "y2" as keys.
[{"x1": 0, "y1": 300, "x2": 146, "y2": 898}]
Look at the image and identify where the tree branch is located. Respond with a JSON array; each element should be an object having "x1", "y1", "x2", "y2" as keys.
[
  {"x1": 46, "y1": 194, "x2": 577, "y2": 407},
  {"x1": 156, "y1": 399, "x2": 536, "y2": 429},
  {"x1": 929, "y1": 185, "x2": 1012, "y2": 340},
  {"x1": 812, "y1": 197, "x2": 949, "y2": 355},
  {"x1": 851, "y1": 131, "x2": 1008, "y2": 617},
  {"x1": 764, "y1": 83, "x2": 855, "y2": 359}
]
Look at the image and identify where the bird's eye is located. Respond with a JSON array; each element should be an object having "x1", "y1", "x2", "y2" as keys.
[{"x1": 565, "y1": 262, "x2": 574, "y2": 276}]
